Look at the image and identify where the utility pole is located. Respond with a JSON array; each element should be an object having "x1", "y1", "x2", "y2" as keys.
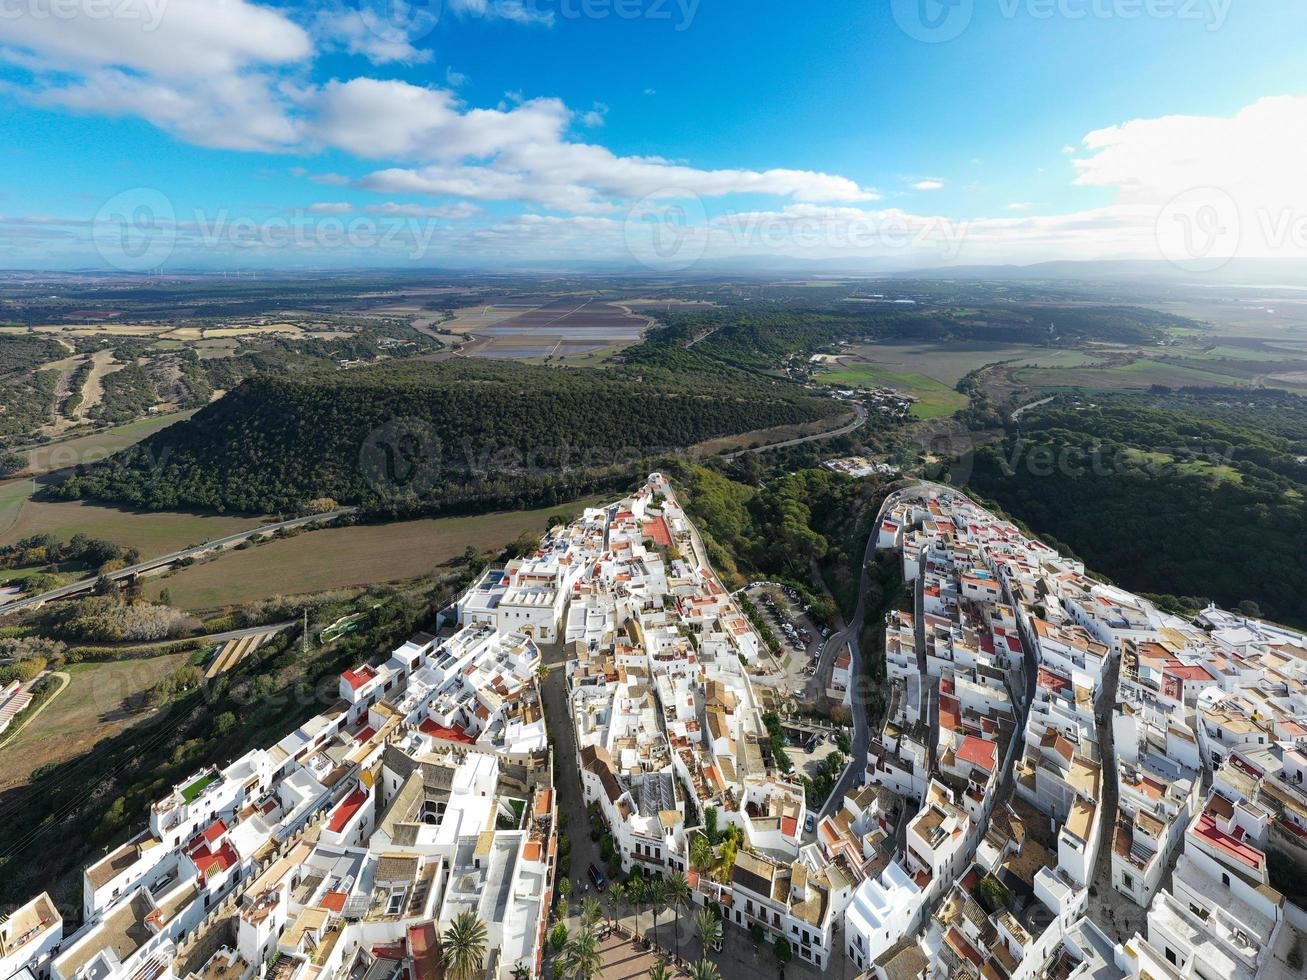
[{"x1": 302, "y1": 608, "x2": 309, "y2": 654}]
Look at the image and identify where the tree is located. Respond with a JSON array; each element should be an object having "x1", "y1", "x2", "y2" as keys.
[
  {"x1": 773, "y1": 936, "x2": 792, "y2": 977},
  {"x1": 696, "y1": 908, "x2": 722, "y2": 957},
  {"x1": 607, "y1": 880, "x2": 627, "y2": 928},
  {"x1": 648, "y1": 963, "x2": 673, "y2": 980},
  {"x1": 439, "y1": 911, "x2": 488, "y2": 980},
  {"x1": 0, "y1": 450, "x2": 25, "y2": 477},
  {"x1": 666, "y1": 870, "x2": 691, "y2": 962},
  {"x1": 561, "y1": 927, "x2": 603, "y2": 980},
  {"x1": 558, "y1": 873, "x2": 573, "y2": 916},
  {"x1": 690, "y1": 835, "x2": 715, "y2": 878},
  {"x1": 626, "y1": 875, "x2": 647, "y2": 938},
  {"x1": 579, "y1": 896, "x2": 602, "y2": 931},
  {"x1": 687, "y1": 960, "x2": 723, "y2": 980},
  {"x1": 704, "y1": 806, "x2": 720, "y2": 844},
  {"x1": 646, "y1": 875, "x2": 668, "y2": 953},
  {"x1": 510, "y1": 965, "x2": 532, "y2": 980},
  {"x1": 549, "y1": 921, "x2": 569, "y2": 952}
]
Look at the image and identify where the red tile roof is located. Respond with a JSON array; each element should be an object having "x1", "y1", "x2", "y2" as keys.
[
  {"x1": 418, "y1": 717, "x2": 477, "y2": 744},
  {"x1": 1193, "y1": 814, "x2": 1264, "y2": 871},
  {"x1": 957, "y1": 736, "x2": 997, "y2": 773},
  {"x1": 342, "y1": 666, "x2": 377, "y2": 690},
  {"x1": 321, "y1": 891, "x2": 347, "y2": 913},
  {"x1": 327, "y1": 786, "x2": 368, "y2": 834}
]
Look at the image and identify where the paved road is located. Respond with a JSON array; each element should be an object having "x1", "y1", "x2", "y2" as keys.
[
  {"x1": 1011, "y1": 395, "x2": 1054, "y2": 421},
  {"x1": 721, "y1": 401, "x2": 868, "y2": 461},
  {"x1": 816, "y1": 483, "x2": 926, "y2": 819},
  {"x1": 0, "y1": 509, "x2": 355, "y2": 615}
]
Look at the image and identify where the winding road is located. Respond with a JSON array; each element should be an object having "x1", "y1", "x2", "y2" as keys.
[{"x1": 721, "y1": 401, "x2": 868, "y2": 461}]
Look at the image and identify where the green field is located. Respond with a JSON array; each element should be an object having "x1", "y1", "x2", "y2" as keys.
[
  {"x1": 822, "y1": 364, "x2": 969, "y2": 418},
  {"x1": 145, "y1": 496, "x2": 605, "y2": 610},
  {"x1": 0, "y1": 654, "x2": 189, "y2": 792},
  {"x1": 1014, "y1": 357, "x2": 1255, "y2": 392},
  {"x1": 1123, "y1": 448, "x2": 1244, "y2": 484},
  {"x1": 0, "y1": 496, "x2": 262, "y2": 555},
  {"x1": 21, "y1": 409, "x2": 200, "y2": 476},
  {"x1": 820, "y1": 341, "x2": 1105, "y2": 418}
]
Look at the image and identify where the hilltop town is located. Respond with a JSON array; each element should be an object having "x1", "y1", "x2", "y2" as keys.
[{"x1": 5, "y1": 476, "x2": 1307, "y2": 980}]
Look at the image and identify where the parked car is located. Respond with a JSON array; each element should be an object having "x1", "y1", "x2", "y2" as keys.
[{"x1": 588, "y1": 864, "x2": 606, "y2": 891}]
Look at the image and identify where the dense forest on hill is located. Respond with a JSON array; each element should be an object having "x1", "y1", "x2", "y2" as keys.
[
  {"x1": 54, "y1": 359, "x2": 843, "y2": 514},
  {"x1": 969, "y1": 390, "x2": 1307, "y2": 626},
  {"x1": 623, "y1": 304, "x2": 1185, "y2": 374}
]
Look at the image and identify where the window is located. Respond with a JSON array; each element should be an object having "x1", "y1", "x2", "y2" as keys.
[
  {"x1": 1166, "y1": 948, "x2": 1178, "y2": 966},
  {"x1": 1221, "y1": 872, "x2": 1230, "y2": 887}
]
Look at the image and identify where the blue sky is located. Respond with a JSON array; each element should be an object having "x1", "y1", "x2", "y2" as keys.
[{"x1": 1, "y1": 0, "x2": 1305, "y2": 269}]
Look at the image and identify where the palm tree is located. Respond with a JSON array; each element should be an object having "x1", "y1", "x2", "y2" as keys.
[
  {"x1": 695, "y1": 908, "x2": 722, "y2": 958},
  {"x1": 579, "y1": 896, "x2": 603, "y2": 930},
  {"x1": 666, "y1": 870, "x2": 691, "y2": 962},
  {"x1": 510, "y1": 965, "x2": 532, "y2": 980},
  {"x1": 646, "y1": 875, "x2": 669, "y2": 954},
  {"x1": 561, "y1": 927, "x2": 604, "y2": 980},
  {"x1": 607, "y1": 880, "x2": 627, "y2": 929},
  {"x1": 648, "y1": 963, "x2": 673, "y2": 980},
  {"x1": 690, "y1": 835, "x2": 715, "y2": 879},
  {"x1": 439, "y1": 911, "x2": 488, "y2": 980},
  {"x1": 627, "y1": 875, "x2": 647, "y2": 938},
  {"x1": 687, "y1": 959, "x2": 722, "y2": 980}
]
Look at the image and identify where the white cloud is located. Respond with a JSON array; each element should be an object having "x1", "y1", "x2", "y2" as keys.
[
  {"x1": 1006, "y1": 202, "x2": 1033, "y2": 210},
  {"x1": 365, "y1": 201, "x2": 482, "y2": 218},
  {"x1": 305, "y1": 202, "x2": 353, "y2": 213},
  {"x1": 310, "y1": 79, "x2": 571, "y2": 160},
  {"x1": 580, "y1": 102, "x2": 609, "y2": 128},
  {"x1": 449, "y1": 0, "x2": 555, "y2": 26},
  {"x1": 446, "y1": 67, "x2": 469, "y2": 87},
  {"x1": 912, "y1": 179, "x2": 945, "y2": 190},
  {"x1": 309, "y1": 1, "x2": 432, "y2": 65},
  {"x1": 0, "y1": 0, "x2": 310, "y2": 76}
]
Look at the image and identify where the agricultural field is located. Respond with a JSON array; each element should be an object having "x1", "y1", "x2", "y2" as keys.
[
  {"x1": 143, "y1": 497, "x2": 605, "y2": 611},
  {"x1": 0, "y1": 494, "x2": 261, "y2": 555},
  {"x1": 20, "y1": 408, "x2": 200, "y2": 476},
  {"x1": 819, "y1": 340, "x2": 1103, "y2": 418},
  {"x1": 1012, "y1": 356, "x2": 1302, "y2": 393},
  {"x1": 447, "y1": 296, "x2": 650, "y2": 361},
  {"x1": 0, "y1": 653, "x2": 191, "y2": 793}
]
